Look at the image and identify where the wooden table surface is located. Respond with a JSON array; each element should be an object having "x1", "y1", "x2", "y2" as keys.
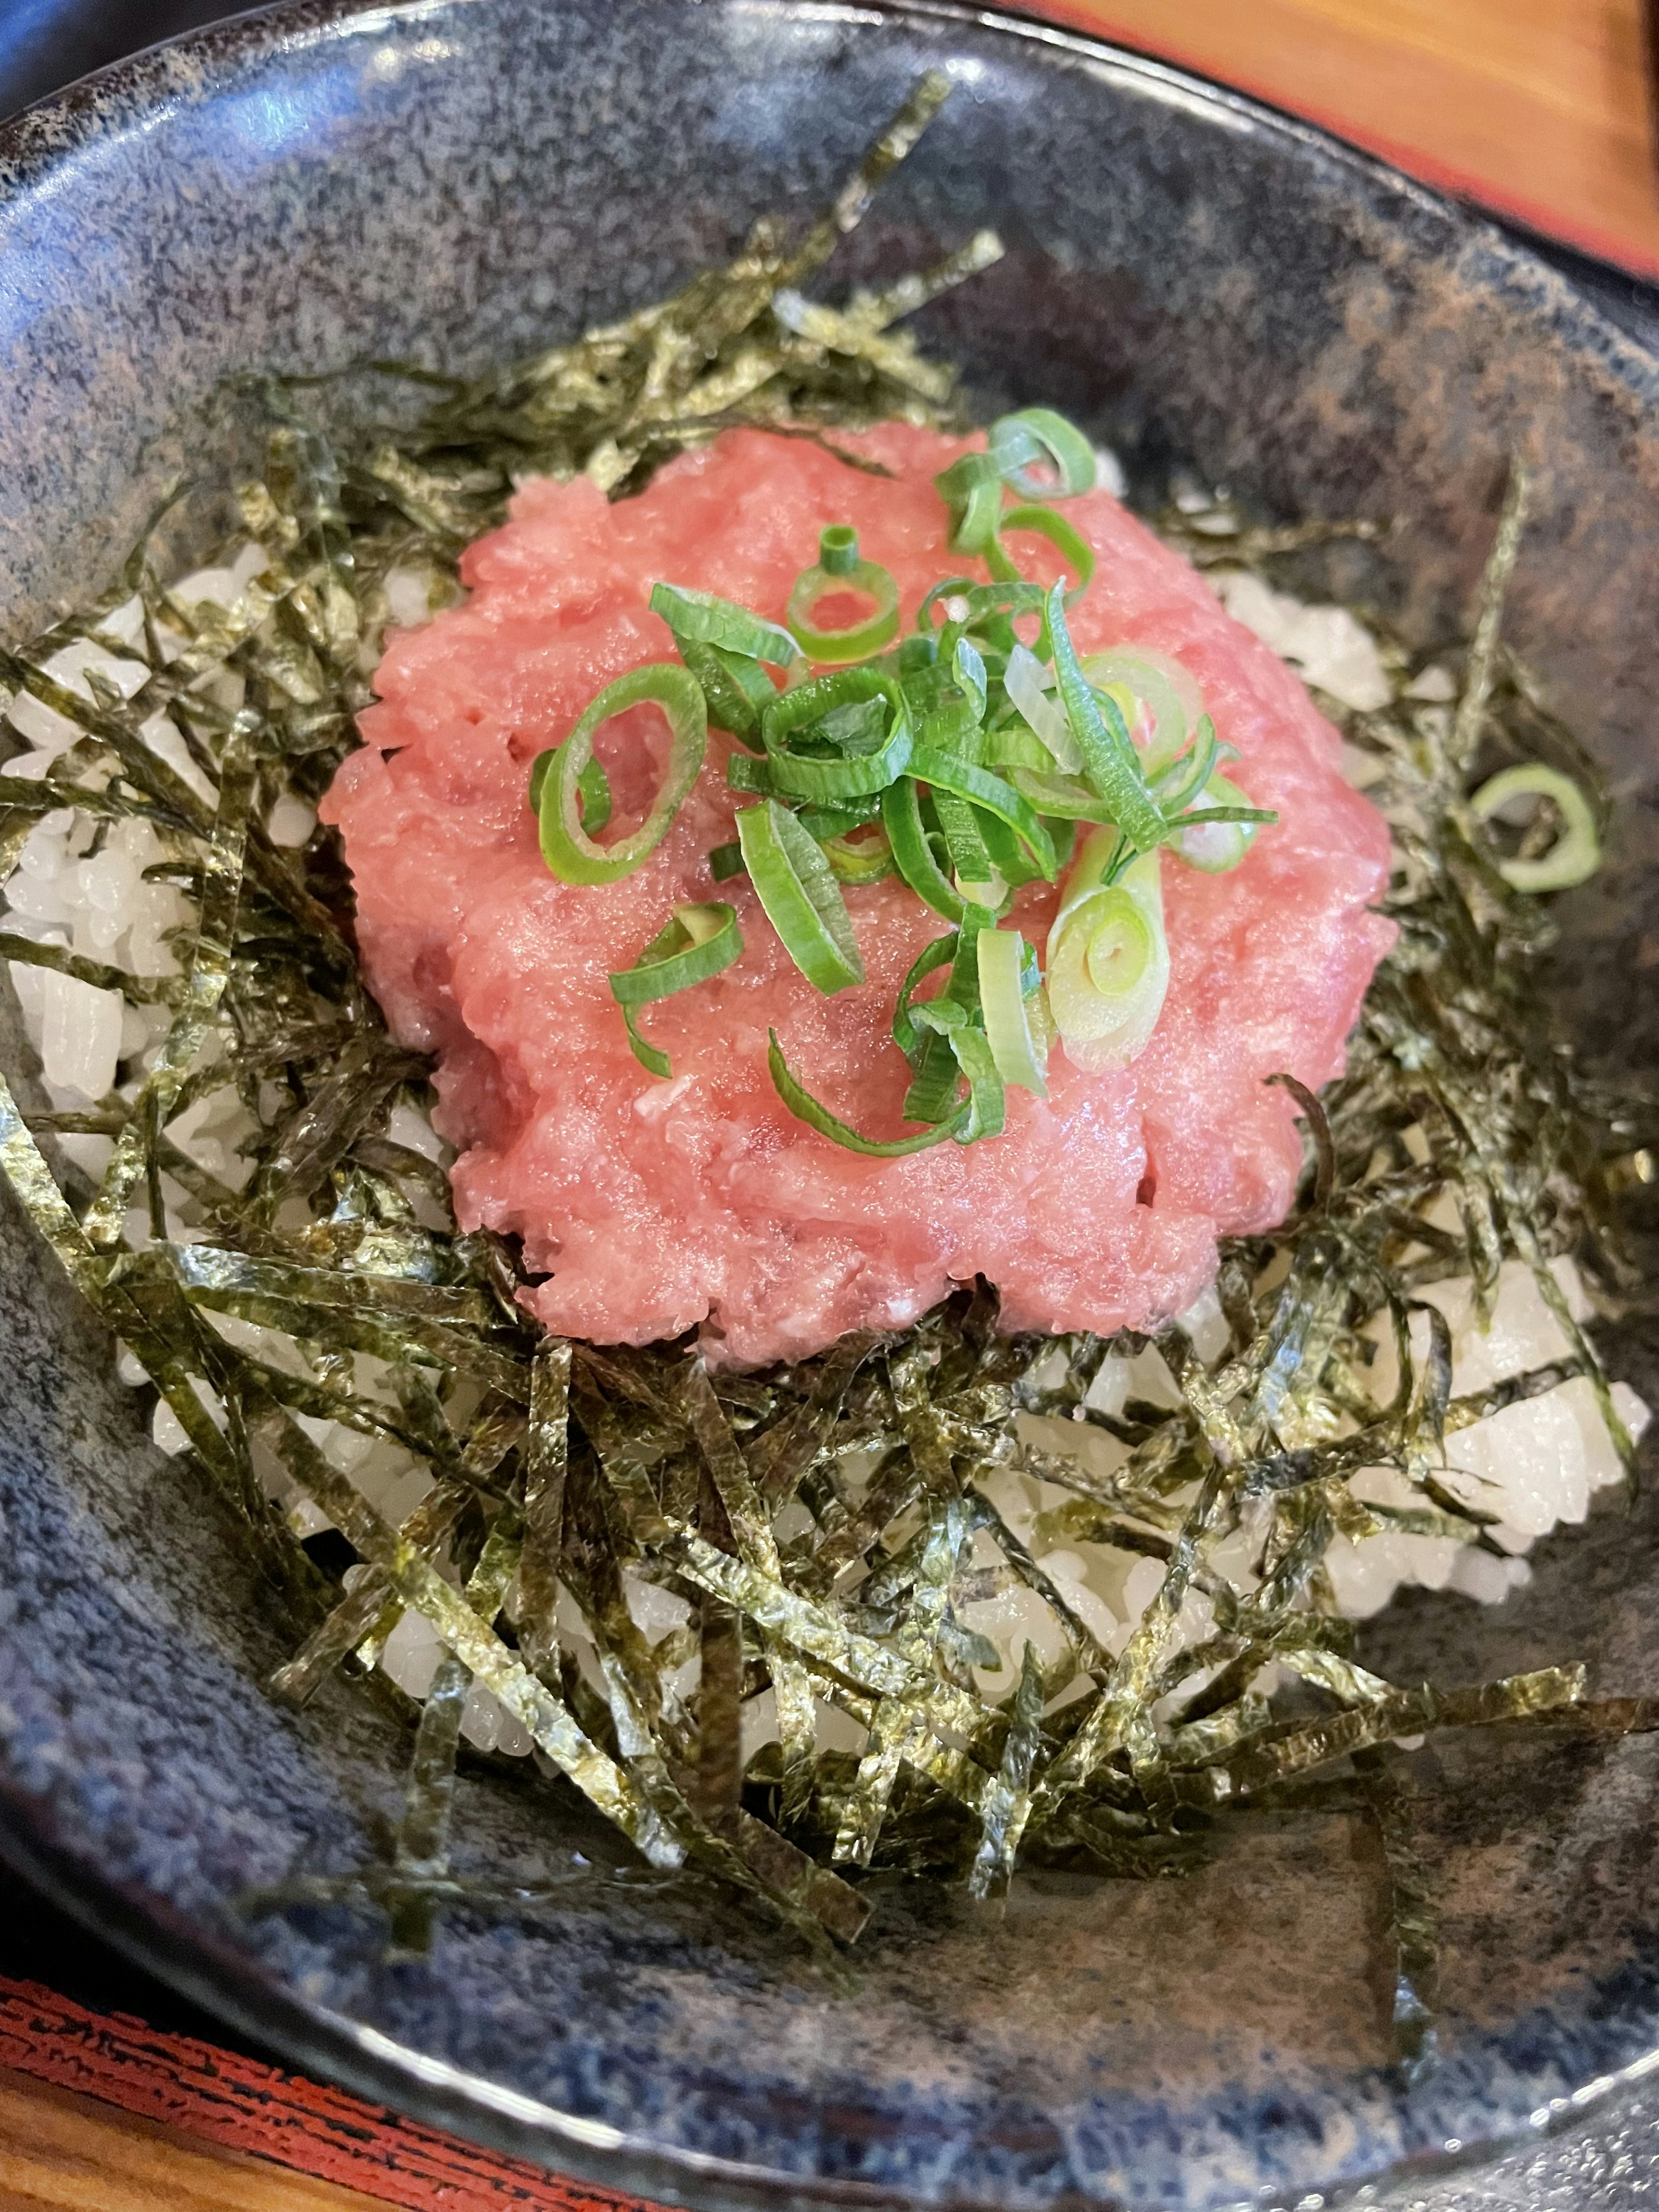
[
  {"x1": 1036, "y1": 0, "x2": 1659, "y2": 276},
  {"x1": 4, "y1": 3, "x2": 1656, "y2": 2206}
]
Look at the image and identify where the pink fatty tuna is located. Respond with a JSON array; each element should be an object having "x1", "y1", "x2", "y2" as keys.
[{"x1": 322, "y1": 425, "x2": 1394, "y2": 1367}]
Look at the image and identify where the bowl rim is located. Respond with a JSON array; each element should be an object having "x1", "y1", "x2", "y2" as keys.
[{"x1": 3, "y1": 2, "x2": 1659, "y2": 2205}]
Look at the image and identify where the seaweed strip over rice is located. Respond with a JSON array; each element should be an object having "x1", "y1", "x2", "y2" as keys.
[{"x1": 0, "y1": 74, "x2": 1650, "y2": 2064}]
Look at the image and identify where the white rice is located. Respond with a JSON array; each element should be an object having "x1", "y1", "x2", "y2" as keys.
[{"x1": 1, "y1": 540, "x2": 1646, "y2": 1767}]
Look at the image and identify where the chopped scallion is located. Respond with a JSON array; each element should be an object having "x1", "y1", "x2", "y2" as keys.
[
  {"x1": 736, "y1": 800, "x2": 865, "y2": 993},
  {"x1": 977, "y1": 926, "x2": 1051, "y2": 1097},
  {"x1": 1046, "y1": 840, "x2": 1170, "y2": 1072},
  {"x1": 538, "y1": 663, "x2": 708, "y2": 886},
  {"x1": 990, "y1": 407, "x2": 1098, "y2": 499},
  {"x1": 610, "y1": 902, "x2": 744, "y2": 1077},
  {"x1": 787, "y1": 527, "x2": 901, "y2": 662},
  {"x1": 768, "y1": 1031, "x2": 967, "y2": 1154},
  {"x1": 1468, "y1": 762, "x2": 1602, "y2": 892}
]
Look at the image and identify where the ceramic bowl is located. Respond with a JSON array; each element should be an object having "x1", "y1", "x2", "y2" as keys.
[{"x1": 3, "y1": 5, "x2": 1659, "y2": 2207}]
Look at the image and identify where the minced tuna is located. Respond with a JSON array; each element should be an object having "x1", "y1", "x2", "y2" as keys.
[{"x1": 322, "y1": 426, "x2": 1393, "y2": 1366}]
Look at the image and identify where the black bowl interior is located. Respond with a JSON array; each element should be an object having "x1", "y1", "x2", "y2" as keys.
[{"x1": 3, "y1": 6, "x2": 1659, "y2": 2209}]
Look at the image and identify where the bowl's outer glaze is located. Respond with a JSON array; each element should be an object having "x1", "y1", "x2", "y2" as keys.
[{"x1": 3, "y1": 5, "x2": 1659, "y2": 2208}]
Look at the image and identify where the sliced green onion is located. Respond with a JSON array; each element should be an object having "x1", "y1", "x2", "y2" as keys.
[
  {"x1": 1046, "y1": 585, "x2": 1166, "y2": 852},
  {"x1": 1046, "y1": 845, "x2": 1170, "y2": 1072},
  {"x1": 953, "y1": 636, "x2": 988, "y2": 719},
  {"x1": 985, "y1": 720, "x2": 1065, "y2": 773},
  {"x1": 1052, "y1": 822, "x2": 1133, "y2": 926},
  {"x1": 907, "y1": 746, "x2": 1056, "y2": 876},
  {"x1": 909, "y1": 999, "x2": 968, "y2": 1036},
  {"x1": 736, "y1": 800, "x2": 865, "y2": 993},
  {"x1": 768, "y1": 1030, "x2": 967, "y2": 1155},
  {"x1": 1153, "y1": 714, "x2": 1220, "y2": 816},
  {"x1": 933, "y1": 454, "x2": 1006, "y2": 555},
  {"x1": 820, "y1": 826, "x2": 896, "y2": 884},
  {"x1": 788, "y1": 528, "x2": 901, "y2": 661},
  {"x1": 1007, "y1": 765, "x2": 1117, "y2": 823},
  {"x1": 649, "y1": 582, "x2": 801, "y2": 670},
  {"x1": 917, "y1": 698, "x2": 985, "y2": 763},
  {"x1": 977, "y1": 927, "x2": 1050, "y2": 1097},
  {"x1": 678, "y1": 638, "x2": 778, "y2": 744},
  {"x1": 797, "y1": 795, "x2": 882, "y2": 840},
  {"x1": 578, "y1": 757, "x2": 614, "y2": 836},
  {"x1": 529, "y1": 750, "x2": 612, "y2": 833},
  {"x1": 893, "y1": 932, "x2": 959, "y2": 1058},
  {"x1": 1171, "y1": 773, "x2": 1274, "y2": 872},
  {"x1": 959, "y1": 580, "x2": 1051, "y2": 624},
  {"x1": 1468, "y1": 762, "x2": 1602, "y2": 892},
  {"x1": 916, "y1": 576, "x2": 979, "y2": 634},
  {"x1": 759, "y1": 665, "x2": 912, "y2": 799},
  {"x1": 930, "y1": 787, "x2": 998, "y2": 898},
  {"x1": 1003, "y1": 641, "x2": 1081, "y2": 772},
  {"x1": 945, "y1": 1022, "x2": 1006, "y2": 1142},
  {"x1": 882, "y1": 776, "x2": 964, "y2": 922},
  {"x1": 1081, "y1": 647, "x2": 1201, "y2": 774},
  {"x1": 985, "y1": 504, "x2": 1096, "y2": 612},
  {"x1": 904, "y1": 903, "x2": 992, "y2": 1123},
  {"x1": 709, "y1": 840, "x2": 746, "y2": 881},
  {"x1": 727, "y1": 750, "x2": 782, "y2": 796},
  {"x1": 975, "y1": 803, "x2": 1052, "y2": 890},
  {"x1": 989, "y1": 408, "x2": 1097, "y2": 499},
  {"x1": 609, "y1": 903, "x2": 744, "y2": 1077},
  {"x1": 539, "y1": 663, "x2": 707, "y2": 887}
]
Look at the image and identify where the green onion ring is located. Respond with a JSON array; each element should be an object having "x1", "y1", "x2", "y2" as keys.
[
  {"x1": 1046, "y1": 845, "x2": 1170, "y2": 1072},
  {"x1": 727, "y1": 750, "x2": 783, "y2": 797},
  {"x1": 529, "y1": 750, "x2": 612, "y2": 834},
  {"x1": 985, "y1": 504, "x2": 1097, "y2": 652},
  {"x1": 610, "y1": 902, "x2": 744, "y2": 1077},
  {"x1": 1170, "y1": 771, "x2": 1265, "y2": 874},
  {"x1": 768, "y1": 1030, "x2": 968, "y2": 1155},
  {"x1": 709, "y1": 840, "x2": 746, "y2": 881},
  {"x1": 820, "y1": 826, "x2": 896, "y2": 884},
  {"x1": 1153, "y1": 714, "x2": 1222, "y2": 817},
  {"x1": 953, "y1": 636, "x2": 988, "y2": 718},
  {"x1": 915, "y1": 575, "x2": 980, "y2": 636},
  {"x1": 933, "y1": 454, "x2": 1007, "y2": 555},
  {"x1": 798, "y1": 795, "x2": 883, "y2": 841},
  {"x1": 678, "y1": 638, "x2": 778, "y2": 746},
  {"x1": 907, "y1": 746, "x2": 1056, "y2": 876},
  {"x1": 903, "y1": 903, "x2": 993, "y2": 1124},
  {"x1": 736, "y1": 800, "x2": 865, "y2": 993},
  {"x1": 990, "y1": 407, "x2": 1097, "y2": 499},
  {"x1": 1046, "y1": 585, "x2": 1166, "y2": 852},
  {"x1": 649, "y1": 582, "x2": 801, "y2": 670},
  {"x1": 1468, "y1": 762, "x2": 1602, "y2": 892},
  {"x1": 944, "y1": 1022, "x2": 1006, "y2": 1142},
  {"x1": 1081, "y1": 647, "x2": 1201, "y2": 774},
  {"x1": 930, "y1": 787, "x2": 998, "y2": 899},
  {"x1": 986, "y1": 721, "x2": 1068, "y2": 774},
  {"x1": 758, "y1": 665, "x2": 913, "y2": 800},
  {"x1": 539, "y1": 663, "x2": 708, "y2": 887},
  {"x1": 788, "y1": 527, "x2": 901, "y2": 662},
  {"x1": 892, "y1": 932, "x2": 959, "y2": 1058},
  {"x1": 974, "y1": 803, "x2": 1051, "y2": 891},
  {"x1": 1006, "y1": 765, "x2": 1121, "y2": 822},
  {"x1": 881, "y1": 776, "x2": 965, "y2": 922},
  {"x1": 977, "y1": 926, "x2": 1049, "y2": 1097}
]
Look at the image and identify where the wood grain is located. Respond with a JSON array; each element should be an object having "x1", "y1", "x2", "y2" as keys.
[
  {"x1": 1025, "y1": 0, "x2": 1659, "y2": 276},
  {"x1": 0, "y1": 1972, "x2": 657, "y2": 2212},
  {"x1": 0, "y1": 2067, "x2": 385, "y2": 2212},
  {"x1": 0, "y1": 21, "x2": 1650, "y2": 2212}
]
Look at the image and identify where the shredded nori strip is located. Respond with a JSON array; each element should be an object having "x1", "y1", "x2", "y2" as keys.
[{"x1": 0, "y1": 77, "x2": 1647, "y2": 2060}]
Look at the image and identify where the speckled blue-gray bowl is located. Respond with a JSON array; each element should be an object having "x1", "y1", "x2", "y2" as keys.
[{"x1": 3, "y1": 6, "x2": 1659, "y2": 2208}]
